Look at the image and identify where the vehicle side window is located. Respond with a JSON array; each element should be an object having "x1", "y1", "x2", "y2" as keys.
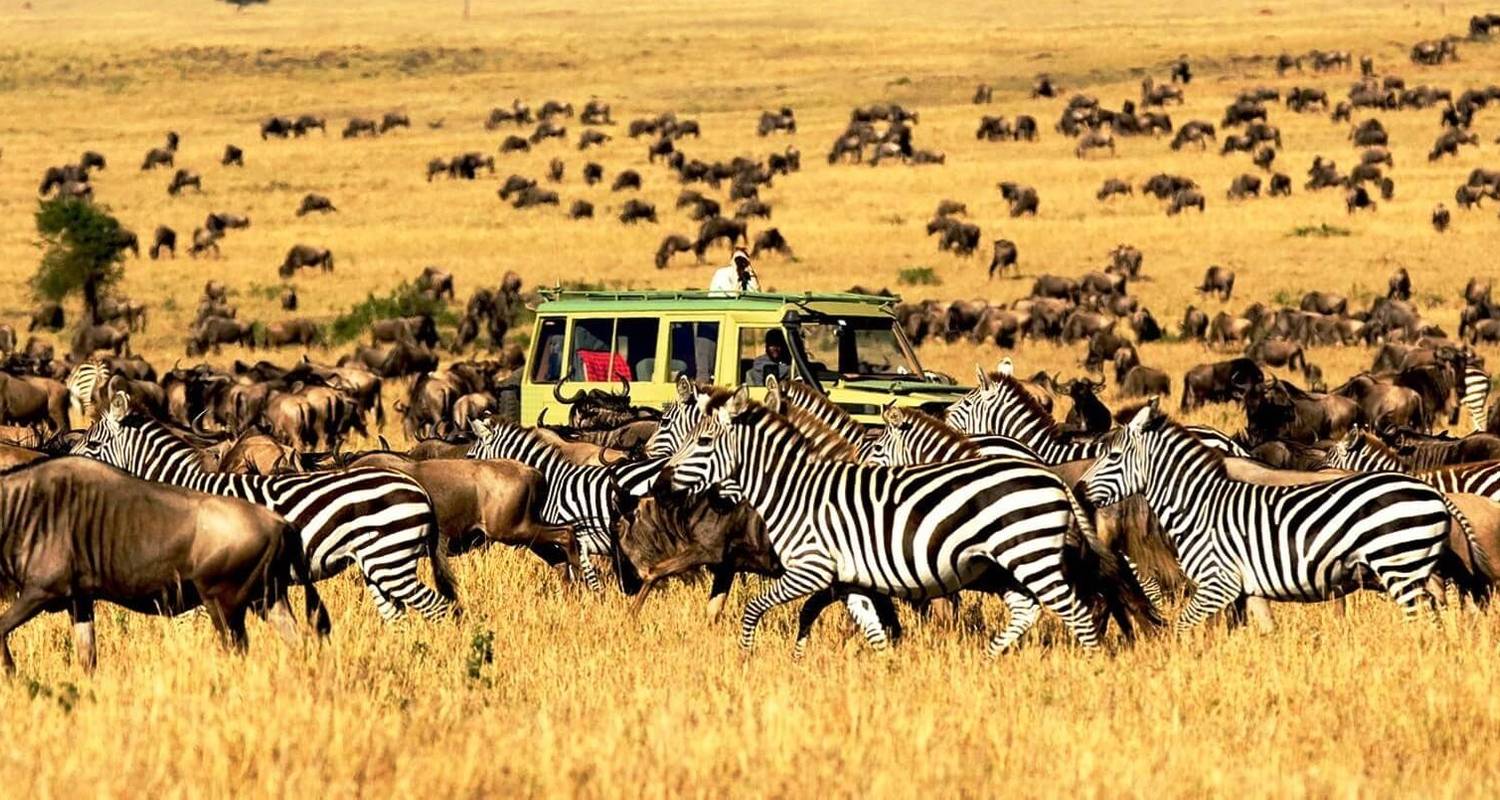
[
  {"x1": 568, "y1": 318, "x2": 619, "y2": 381},
  {"x1": 738, "y1": 326, "x2": 791, "y2": 386},
  {"x1": 531, "y1": 317, "x2": 565, "y2": 383},
  {"x1": 615, "y1": 318, "x2": 662, "y2": 381},
  {"x1": 668, "y1": 321, "x2": 718, "y2": 382}
]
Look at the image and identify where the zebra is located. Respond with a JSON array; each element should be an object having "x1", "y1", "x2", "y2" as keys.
[
  {"x1": 468, "y1": 419, "x2": 667, "y2": 591},
  {"x1": 1322, "y1": 429, "x2": 1500, "y2": 500},
  {"x1": 662, "y1": 386, "x2": 1109, "y2": 655},
  {"x1": 65, "y1": 359, "x2": 110, "y2": 423},
  {"x1": 1461, "y1": 355, "x2": 1492, "y2": 431},
  {"x1": 948, "y1": 367, "x2": 1250, "y2": 462},
  {"x1": 865, "y1": 402, "x2": 1164, "y2": 637},
  {"x1": 73, "y1": 392, "x2": 458, "y2": 620},
  {"x1": 1080, "y1": 401, "x2": 1468, "y2": 630}
]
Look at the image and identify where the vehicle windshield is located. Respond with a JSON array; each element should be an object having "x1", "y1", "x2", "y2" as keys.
[{"x1": 786, "y1": 315, "x2": 925, "y2": 382}]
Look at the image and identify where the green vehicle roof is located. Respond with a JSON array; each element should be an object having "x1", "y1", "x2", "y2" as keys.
[{"x1": 534, "y1": 289, "x2": 901, "y2": 315}]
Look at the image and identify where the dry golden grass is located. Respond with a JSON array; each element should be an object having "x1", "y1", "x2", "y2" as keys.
[{"x1": 4, "y1": 0, "x2": 1500, "y2": 796}]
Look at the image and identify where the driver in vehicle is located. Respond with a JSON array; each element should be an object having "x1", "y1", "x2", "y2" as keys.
[{"x1": 747, "y1": 329, "x2": 792, "y2": 385}]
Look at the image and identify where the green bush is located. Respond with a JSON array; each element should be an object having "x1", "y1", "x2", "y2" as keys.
[
  {"x1": 897, "y1": 266, "x2": 941, "y2": 286},
  {"x1": 1288, "y1": 223, "x2": 1351, "y2": 238}
]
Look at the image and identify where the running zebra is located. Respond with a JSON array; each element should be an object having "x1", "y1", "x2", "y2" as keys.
[
  {"x1": 468, "y1": 419, "x2": 667, "y2": 591},
  {"x1": 65, "y1": 359, "x2": 110, "y2": 423},
  {"x1": 74, "y1": 392, "x2": 457, "y2": 620},
  {"x1": 947, "y1": 367, "x2": 1249, "y2": 462},
  {"x1": 1322, "y1": 429, "x2": 1500, "y2": 500},
  {"x1": 1461, "y1": 355, "x2": 1492, "y2": 431},
  {"x1": 663, "y1": 386, "x2": 1109, "y2": 655},
  {"x1": 1081, "y1": 402, "x2": 1466, "y2": 629}
]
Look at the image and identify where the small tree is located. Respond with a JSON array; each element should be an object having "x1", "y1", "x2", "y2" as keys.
[{"x1": 33, "y1": 197, "x2": 128, "y2": 325}]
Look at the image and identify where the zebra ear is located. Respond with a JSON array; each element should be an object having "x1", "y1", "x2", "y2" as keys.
[
  {"x1": 727, "y1": 385, "x2": 751, "y2": 416},
  {"x1": 1127, "y1": 400, "x2": 1155, "y2": 431},
  {"x1": 974, "y1": 365, "x2": 993, "y2": 390},
  {"x1": 997, "y1": 357, "x2": 1013, "y2": 377},
  {"x1": 107, "y1": 391, "x2": 130, "y2": 422},
  {"x1": 763, "y1": 378, "x2": 784, "y2": 414},
  {"x1": 880, "y1": 402, "x2": 901, "y2": 426},
  {"x1": 469, "y1": 419, "x2": 492, "y2": 439},
  {"x1": 676, "y1": 374, "x2": 694, "y2": 403}
]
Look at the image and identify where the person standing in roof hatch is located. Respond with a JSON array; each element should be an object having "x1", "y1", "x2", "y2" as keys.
[{"x1": 709, "y1": 248, "x2": 760, "y2": 294}]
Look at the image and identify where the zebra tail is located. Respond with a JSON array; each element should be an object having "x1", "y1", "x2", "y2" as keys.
[{"x1": 423, "y1": 509, "x2": 461, "y2": 606}]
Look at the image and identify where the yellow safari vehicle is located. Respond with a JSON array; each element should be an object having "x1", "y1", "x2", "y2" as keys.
[{"x1": 521, "y1": 289, "x2": 968, "y2": 425}]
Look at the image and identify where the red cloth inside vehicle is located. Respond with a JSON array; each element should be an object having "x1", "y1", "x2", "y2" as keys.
[{"x1": 578, "y1": 350, "x2": 630, "y2": 382}]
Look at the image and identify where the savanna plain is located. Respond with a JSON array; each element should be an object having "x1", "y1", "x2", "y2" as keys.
[{"x1": 2, "y1": 0, "x2": 1500, "y2": 796}]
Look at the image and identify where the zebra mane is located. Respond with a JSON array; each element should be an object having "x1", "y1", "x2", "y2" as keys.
[
  {"x1": 890, "y1": 407, "x2": 979, "y2": 457},
  {"x1": 1108, "y1": 410, "x2": 1228, "y2": 477},
  {"x1": 989, "y1": 372, "x2": 1064, "y2": 437},
  {"x1": 121, "y1": 414, "x2": 229, "y2": 450},
  {"x1": 777, "y1": 403, "x2": 860, "y2": 462},
  {"x1": 1349, "y1": 429, "x2": 1404, "y2": 463},
  {"x1": 781, "y1": 380, "x2": 866, "y2": 443},
  {"x1": 712, "y1": 397, "x2": 819, "y2": 456}
]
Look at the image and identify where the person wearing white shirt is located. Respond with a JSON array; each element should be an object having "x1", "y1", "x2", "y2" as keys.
[{"x1": 708, "y1": 248, "x2": 760, "y2": 294}]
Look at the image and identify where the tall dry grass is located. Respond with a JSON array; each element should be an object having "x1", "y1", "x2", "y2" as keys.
[{"x1": 3, "y1": 0, "x2": 1500, "y2": 796}]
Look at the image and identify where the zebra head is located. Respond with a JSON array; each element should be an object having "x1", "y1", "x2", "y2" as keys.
[
  {"x1": 1080, "y1": 402, "x2": 1156, "y2": 507},
  {"x1": 943, "y1": 366, "x2": 992, "y2": 433},
  {"x1": 72, "y1": 391, "x2": 134, "y2": 468},
  {"x1": 1318, "y1": 427, "x2": 1396, "y2": 472},
  {"x1": 663, "y1": 385, "x2": 747, "y2": 493},
  {"x1": 645, "y1": 375, "x2": 709, "y2": 458},
  {"x1": 863, "y1": 403, "x2": 908, "y2": 466}
]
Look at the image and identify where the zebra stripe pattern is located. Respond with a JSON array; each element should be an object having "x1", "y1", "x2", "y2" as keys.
[
  {"x1": 664, "y1": 387, "x2": 1102, "y2": 655},
  {"x1": 1462, "y1": 359, "x2": 1492, "y2": 431},
  {"x1": 1082, "y1": 403, "x2": 1454, "y2": 628},
  {"x1": 1323, "y1": 430, "x2": 1500, "y2": 500},
  {"x1": 65, "y1": 360, "x2": 110, "y2": 423},
  {"x1": 468, "y1": 420, "x2": 666, "y2": 590},
  {"x1": 947, "y1": 368, "x2": 1249, "y2": 462},
  {"x1": 73, "y1": 394, "x2": 456, "y2": 620}
]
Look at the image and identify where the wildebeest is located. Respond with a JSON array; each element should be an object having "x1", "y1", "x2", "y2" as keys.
[
  {"x1": 292, "y1": 114, "x2": 326, "y2": 136},
  {"x1": 1197, "y1": 265, "x2": 1235, "y2": 300},
  {"x1": 141, "y1": 147, "x2": 174, "y2": 170},
  {"x1": 205, "y1": 212, "x2": 251, "y2": 234},
  {"x1": 1345, "y1": 185, "x2": 1376, "y2": 213},
  {"x1": 278, "y1": 245, "x2": 334, "y2": 278},
  {"x1": 1166, "y1": 188, "x2": 1206, "y2": 215},
  {"x1": 582, "y1": 162, "x2": 604, "y2": 185},
  {"x1": 378, "y1": 112, "x2": 411, "y2": 133},
  {"x1": 569, "y1": 200, "x2": 595, "y2": 220},
  {"x1": 1075, "y1": 131, "x2": 1115, "y2": 158},
  {"x1": 693, "y1": 216, "x2": 748, "y2": 258},
  {"x1": 619, "y1": 199, "x2": 657, "y2": 224},
  {"x1": 167, "y1": 169, "x2": 202, "y2": 195},
  {"x1": 222, "y1": 144, "x2": 244, "y2": 166},
  {"x1": 262, "y1": 319, "x2": 322, "y2": 348},
  {"x1": 498, "y1": 174, "x2": 537, "y2": 201},
  {"x1": 0, "y1": 457, "x2": 326, "y2": 672},
  {"x1": 72, "y1": 323, "x2": 130, "y2": 358},
  {"x1": 579, "y1": 129, "x2": 611, "y2": 150},
  {"x1": 29, "y1": 302, "x2": 64, "y2": 332},
  {"x1": 500, "y1": 135, "x2": 531, "y2": 154},
  {"x1": 1227, "y1": 173, "x2": 1262, "y2": 199},
  {"x1": 1181, "y1": 357, "x2": 1265, "y2": 410},
  {"x1": 261, "y1": 116, "x2": 294, "y2": 139},
  {"x1": 988, "y1": 239, "x2": 1018, "y2": 279},
  {"x1": 0, "y1": 372, "x2": 69, "y2": 436},
  {"x1": 187, "y1": 317, "x2": 255, "y2": 356},
  {"x1": 751, "y1": 228, "x2": 793, "y2": 259},
  {"x1": 296, "y1": 193, "x2": 337, "y2": 216},
  {"x1": 997, "y1": 182, "x2": 1039, "y2": 216},
  {"x1": 1268, "y1": 173, "x2": 1292, "y2": 196},
  {"x1": 656, "y1": 235, "x2": 693, "y2": 269},
  {"x1": 1433, "y1": 203, "x2": 1452, "y2": 232},
  {"x1": 342, "y1": 117, "x2": 378, "y2": 138},
  {"x1": 612, "y1": 169, "x2": 642, "y2": 192},
  {"x1": 512, "y1": 186, "x2": 559, "y2": 209},
  {"x1": 1097, "y1": 178, "x2": 1133, "y2": 200},
  {"x1": 189, "y1": 227, "x2": 223, "y2": 258}
]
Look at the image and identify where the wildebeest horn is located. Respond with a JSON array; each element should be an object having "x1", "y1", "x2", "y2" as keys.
[
  {"x1": 190, "y1": 408, "x2": 212, "y2": 437},
  {"x1": 553, "y1": 380, "x2": 584, "y2": 405},
  {"x1": 537, "y1": 407, "x2": 548, "y2": 427},
  {"x1": 616, "y1": 371, "x2": 631, "y2": 397}
]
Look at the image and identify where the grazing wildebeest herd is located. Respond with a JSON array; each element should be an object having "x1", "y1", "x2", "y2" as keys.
[{"x1": 10, "y1": 13, "x2": 1500, "y2": 675}]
